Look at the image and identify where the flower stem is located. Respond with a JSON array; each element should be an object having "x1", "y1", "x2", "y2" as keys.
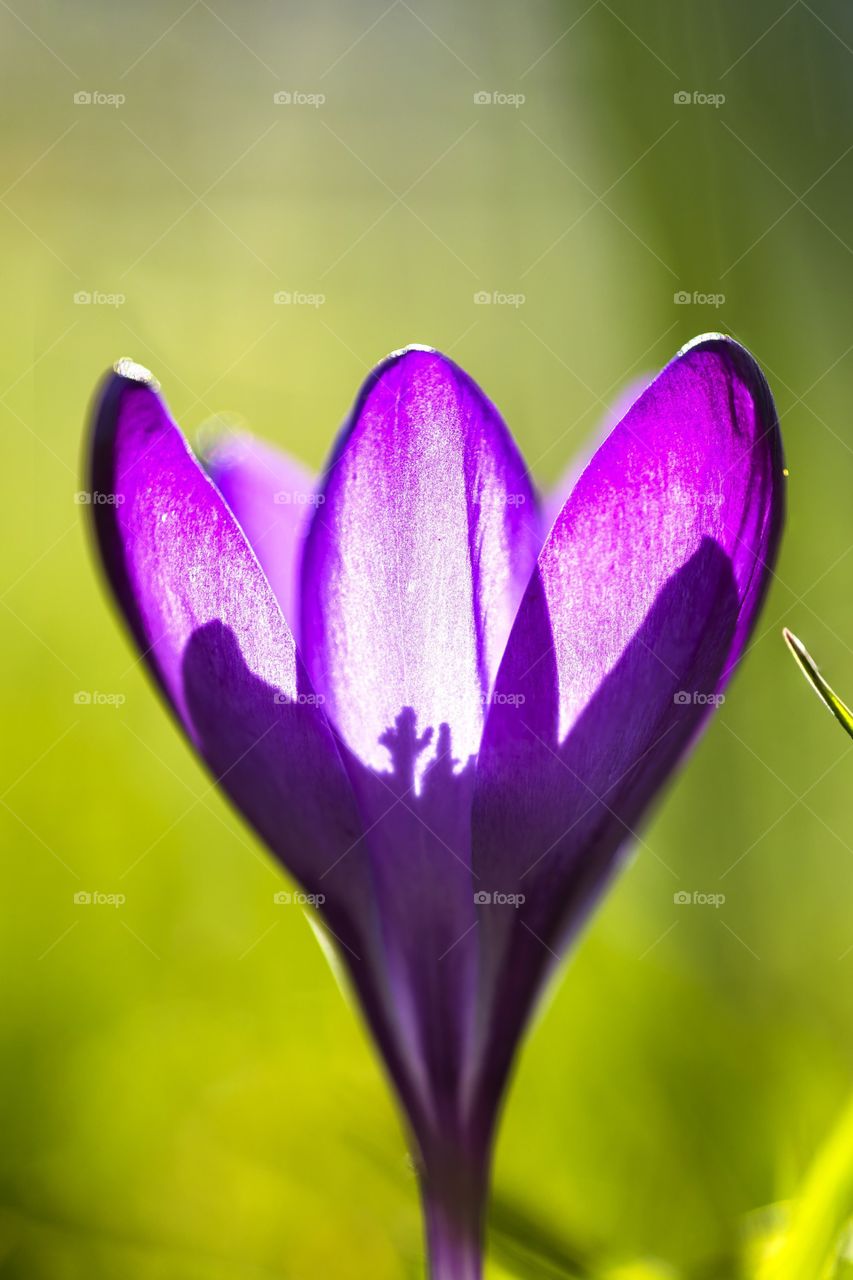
[{"x1": 420, "y1": 1145, "x2": 488, "y2": 1280}]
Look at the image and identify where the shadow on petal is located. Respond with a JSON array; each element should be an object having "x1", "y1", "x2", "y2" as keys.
[
  {"x1": 470, "y1": 537, "x2": 740, "y2": 1136},
  {"x1": 180, "y1": 619, "x2": 430, "y2": 1136},
  {"x1": 341, "y1": 710, "x2": 479, "y2": 1144}
]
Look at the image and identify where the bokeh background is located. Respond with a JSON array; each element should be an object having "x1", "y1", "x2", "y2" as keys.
[{"x1": 3, "y1": 1, "x2": 853, "y2": 1276}]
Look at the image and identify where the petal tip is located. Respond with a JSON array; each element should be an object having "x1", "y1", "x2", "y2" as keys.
[
  {"x1": 674, "y1": 333, "x2": 768, "y2": 393},
  {"x1": 672, "y1": 333, "x2": 782, "y2": 465},
  {"x1": 677, "y1": 331, "x2": 732, "y2": 358},
  {"x1": 113, "y1": 357, "x2": 160, "y2": 390},
  {"x1": 385, "y1": 342, "x2": 439, "y2": 360},
  {"x1": 675, "y1": 332, "x2": 770, "y2": 383},
  {"x1": 354, "y1": 344, "x2": 468, "y2": 412},
  {"x1": 376, "y1": 343, "x2": 455, "y2": 382}
]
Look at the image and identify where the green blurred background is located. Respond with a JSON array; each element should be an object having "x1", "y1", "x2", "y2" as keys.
[{"x1": 3, "y1": 1, "x2": 853, "y2": 1276}]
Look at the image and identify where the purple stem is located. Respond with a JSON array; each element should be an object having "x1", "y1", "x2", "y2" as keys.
[{"x1": 419, "y1": 1139, "x2": 489, "y2": 1280}]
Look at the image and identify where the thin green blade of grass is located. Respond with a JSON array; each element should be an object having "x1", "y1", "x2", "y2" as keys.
[{"x1": 783, "y1": 630, "x2": 853, "y2": 739}]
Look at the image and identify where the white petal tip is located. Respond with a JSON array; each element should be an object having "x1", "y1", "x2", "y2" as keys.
[
  {"x1": 113, "y1": 357, "x2": 160, "y2": 389},
  {"x1": 386, "y1": 343, "x2": 439, "y2": 359},
  {"x1": 676, "y1": 333, "x2": 732, "y2": 358}
]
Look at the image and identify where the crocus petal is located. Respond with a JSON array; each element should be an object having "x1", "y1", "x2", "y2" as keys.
[
  {"x1": 300, "y1": 345, "x2": 541, "y2": 780},
  {"x1": 299, "y1": 346, "x2": 541, "y2": 1137},
  {"x1": 470, "y1": 335, "x2": 784, "y2": 1123},
  {"x1": 87, "y1": 366, "x2": 425, "y2": 1129},
  {"x1": 202, "y1": 431, "x2": 316, "y2": 637}
]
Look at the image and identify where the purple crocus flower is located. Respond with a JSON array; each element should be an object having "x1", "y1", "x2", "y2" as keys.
[{"x1": 87, "y1": 336, "x2": 784, "y2": 1279}]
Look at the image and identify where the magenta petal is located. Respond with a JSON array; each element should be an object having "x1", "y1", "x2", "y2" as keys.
[
  {"x1": 203, "y1": 431, "x2": 316, "y2": 637},
  {"x1": 470, "y1": 335, "x2": 784, "y2": 1121},
  {"x1": 300, "y1": 345, "x2": 541, "y2": 778},
  {"x1": 88, "y1": 368, "x2": 356, "y2": 902},
  {"x1": 87, "y1": 368, "x2": 428, "y2": 1126},
  {"x1": 89, "y1": 373, "x2": 302, "y2": 727}
]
